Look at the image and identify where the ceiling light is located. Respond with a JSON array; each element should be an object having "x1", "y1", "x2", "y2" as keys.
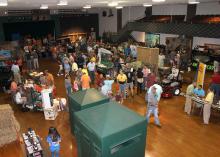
[
  {"x1": 143, "y1": 4, "x2": 152, "y2": 7},
  {"x1": 188, "y1": 0, "x2": 200, "y2": 4},
  {"x1": 152, "y1": 0, "x2": 165, "y2": 2},
  {"x1": 83, "y1": 5, "x2": 91, "y2": 9},
  {"x1": 40, "y1": 4, "x2": 48, "y2": 9},
  {"x1": 116, "y1": 6, "x2": 123, "y2": 9},
  {"x1": 108, "y1": 2, "x2": 118, "y2": 7},
  {"x1": 0, "y1": 0, "x2": 8, "y2": 6},
  {"x1": 57, "y1": 0, "x2": 68, "y2": 6}
]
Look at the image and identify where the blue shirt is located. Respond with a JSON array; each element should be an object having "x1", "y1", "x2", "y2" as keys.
[
  {"x1": 124, "y1": 48, "x2": 131, "y2": 56},
  {"x1": 193, "y1": 88, "x2": 205, "y2": 97},
  {"x1": 46, "y1": 135, "x2": 61, "y2": 152}
]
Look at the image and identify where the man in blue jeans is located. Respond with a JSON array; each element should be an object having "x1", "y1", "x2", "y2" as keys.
[{"x1": 146, "y1": 86, "x2": 161, "y2": 128}]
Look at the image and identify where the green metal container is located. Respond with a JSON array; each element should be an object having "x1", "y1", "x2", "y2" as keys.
[
  {"x1": 68, "y1": 88, "x2": 109, "y2": 135},
  {"x1": 74, "y1": 102, "x2": 147, "y2": 157}
]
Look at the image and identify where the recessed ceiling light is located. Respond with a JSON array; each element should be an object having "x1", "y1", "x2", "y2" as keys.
[
  {"x1": 116, "y1": 6, "x2": 123, "y2": 9},
  {"x1": 152, "y1": 0, "x2": 165, "y2": 2},
  {"x1": 57, "y1": 0, "x2": 68, "y2": 6},
  {"x1": 188, "y1": 0, "x2": 200, "y2": 4},
  {"x1": 0, "y1": 0, "x2": 8, "y2": 6},
  {"x1": 108, "y1": 2, "x2": 118, "y2": 7},
  {"x1": 40, "y1": 4, "x2": 48, "y2": 9},
  {"x1": 143, "y1": 4, "x2": 152, "y2": 7},
  {"x1": 83, "y1": 5, "x2": 91, "y2": 9}
]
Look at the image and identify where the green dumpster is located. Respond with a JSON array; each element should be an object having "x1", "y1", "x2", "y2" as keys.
[
  {"x1": 74, "y1": 101, "x2": 147, "y2": 157},
  {"x1": 68, "y1": 88, "x2": 109, "y2": 135}
]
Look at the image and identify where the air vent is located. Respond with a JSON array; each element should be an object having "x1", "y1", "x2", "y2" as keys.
[{"x1": 7, "y1": 10, "x2": 32, "y2": 16}]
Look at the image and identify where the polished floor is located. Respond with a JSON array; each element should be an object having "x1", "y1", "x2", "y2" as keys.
[{"x1": 0, "y1": 58, "x2": 220, "y2": 157}]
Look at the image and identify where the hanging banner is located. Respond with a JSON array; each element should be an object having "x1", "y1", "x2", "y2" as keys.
[{"x1": 196, "y1": 62, "x2": 206, "y2": 87}]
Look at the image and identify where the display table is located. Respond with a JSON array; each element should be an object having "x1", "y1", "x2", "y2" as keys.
[{"x1": 22, "y1": 130, "x2": 43, "y2": 157}]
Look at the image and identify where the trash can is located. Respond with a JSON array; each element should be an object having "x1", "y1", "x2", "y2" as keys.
[
  {"x1": 74, "y1": 101, "x2": 147, "y2": 157},
  {"x1": 68, "y1": 88, "x2": 109, "y2": 135}
]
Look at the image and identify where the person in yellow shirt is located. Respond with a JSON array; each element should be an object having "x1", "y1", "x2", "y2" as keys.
[
  {"x1": 117, "y1": 70, "x2": 127, "y2": 99},
  {"x1": 203, "y1": 88, "x2": 214, "y2": 124},
  {"x1": 82, "y1": 64, "x2": 88, "y2": 76}
]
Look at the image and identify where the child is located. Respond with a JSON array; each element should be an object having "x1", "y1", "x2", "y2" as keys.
[
  {"x1": 46, "y1": 127, "x2": 61, "y2": 157},
  {"x1": 96, "y1": 73, "x2": 104, "y2": 90},
  {"x1": 57, "y1": 60, "x2": 63, "y2": 76},
  {"x1": 115, "y1": 90, "x2": 123, "y2": 104},
  {"x1": 73, "y1": 79, "x2": 79, "y2": 92}
]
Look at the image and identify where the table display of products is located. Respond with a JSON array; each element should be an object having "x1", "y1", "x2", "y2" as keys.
[
  {"x1": 28, "y1": 72, "x2": 44, "y2": 85},
  {"x1": 24, "y1": 81, "x2": 53, "y2": 112},
  {"x1": 22, "y1": 129, "x2": 43, "y2": 157}
]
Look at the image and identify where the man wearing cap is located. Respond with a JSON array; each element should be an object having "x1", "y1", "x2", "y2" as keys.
[{"x1": 146, "y1": 86, "x2": 161, "y2": 127}]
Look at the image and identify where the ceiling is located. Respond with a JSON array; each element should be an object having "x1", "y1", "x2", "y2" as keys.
[{"x1": 1, "y1": 0, "x2": 218, "y2": 9}]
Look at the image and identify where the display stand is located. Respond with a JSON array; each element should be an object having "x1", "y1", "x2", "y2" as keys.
[{"x1": 22, "y1": 130, "x2": 43, "y2": 157}]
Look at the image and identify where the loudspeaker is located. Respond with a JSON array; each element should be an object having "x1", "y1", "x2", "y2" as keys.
[
  {"x1": 108, "y1": 9, "x2": 114, "y2": 17},
  {"x1": 187, "y1": 4, "x2": 197, "y2": 21},
  {"x1": 145, "y1": 7, "x2": 152, "y2": 17},
  {"x1": 102, "y1": 11, "x2": 107, "y2": 17}
]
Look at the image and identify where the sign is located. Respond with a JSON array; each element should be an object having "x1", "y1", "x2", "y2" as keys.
[
  {"x1": 192, "y1": 62, "x2": 214, "y2": 71},
  {"x1": 196, "y1": 62, "x2": 206, "y2": 87}
]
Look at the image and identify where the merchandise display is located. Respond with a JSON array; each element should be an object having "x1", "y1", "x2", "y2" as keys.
[{"x1": 22, "y1": 129, "x2": 43, "y2": 157}]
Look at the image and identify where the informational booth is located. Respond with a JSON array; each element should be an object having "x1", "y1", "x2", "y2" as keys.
[
  {"x1": 74, "y1": 102, "x2": 147, "y2": 157},
  {"x1": 68, "y1": 88, "x2": 109, "y2": 134}
]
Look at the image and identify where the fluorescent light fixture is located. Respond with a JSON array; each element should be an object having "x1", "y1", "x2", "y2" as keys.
[
  {"x1": 116, "y1": 6, "x2": 123, "y2": 9},
  {"x1": 57, "y1": 0, "x2": 68, "y2": 6},
  {"x1": 83, "y1": 5, "x2": 91, "y2": 9},
  {"x1": 0, "y1": 0, "x2": 8, "y2": 6},
  {"x1": 188, "y1": 0, "x2": 200, "y2": 4},
  {"x1": 152, "y1": 0, "x2": 165, "y2": 2},
  {"x1": 143, "y1": 3, "x2": 152, "y2": 7},
  {"x1": 40, "y1": 4, "x2": 48, "y2": 9},
  {"x1": 108, "y1": 2, "x2": 118, "y2": 7}
]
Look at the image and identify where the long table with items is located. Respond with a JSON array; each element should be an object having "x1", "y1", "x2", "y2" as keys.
[{"x1": 22, "y1": 129, "x2": 43, "y2": 157}]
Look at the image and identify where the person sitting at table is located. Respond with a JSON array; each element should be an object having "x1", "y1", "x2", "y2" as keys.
[
  {"x1": 203, "y1": 87, "x2": 214, "y2": 125},
  {"x1": 15, "y1": 87, "x2": 27, "y2": 108},
  {"x1": 193, "y1": 85, "x2": 205, "y2": 108}
]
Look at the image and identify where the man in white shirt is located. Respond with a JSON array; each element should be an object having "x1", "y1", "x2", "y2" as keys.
[
  {"x1": 87, "y1": 60, "x2": 96, "y2": 84},
  {"x1": 11, "y1": 63, "x2": 21, "y2": 83},
  {"x1": 148, "y1": 83, "x2": 163, "y2": 102},
  {"x1": 15, "y1": 89, "x2": 27, "y2": 107}
]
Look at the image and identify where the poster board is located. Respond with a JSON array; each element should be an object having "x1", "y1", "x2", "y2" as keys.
[{"x1": 137, "y1": 46, "x2": 159, "y2": 73}]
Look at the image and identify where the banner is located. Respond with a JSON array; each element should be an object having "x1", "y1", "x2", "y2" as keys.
[{"x1": 196, "y1": 62, "x2": 206, "y2": 87}]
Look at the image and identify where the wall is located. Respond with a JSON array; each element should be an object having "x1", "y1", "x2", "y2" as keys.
[
  {"x1": 193, "y1": 37, "x2": 220, "y2": 48},
  {"x1": 159, "y1": 33, "x2": 179, "y2": 45},
  {"x1": 89, "y1": 8, "x2": 117, "y2": 37},
  {"x1": 122, "y1": 6, "x2": 146, "y2": 27},
  {"x1": 152, "y1": 4, "x2": 187, "y2": 15},
  {"x1": 196, "y1": 2, "x2": 220, "y2": 15},
  {"x1": 131, "y1": 31, "x2": 145, "y2": 42}
]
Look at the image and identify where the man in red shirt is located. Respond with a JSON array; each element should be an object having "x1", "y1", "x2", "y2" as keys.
[{"x1": 210, "y1": 72, "x2": 220, "y2": 97}]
